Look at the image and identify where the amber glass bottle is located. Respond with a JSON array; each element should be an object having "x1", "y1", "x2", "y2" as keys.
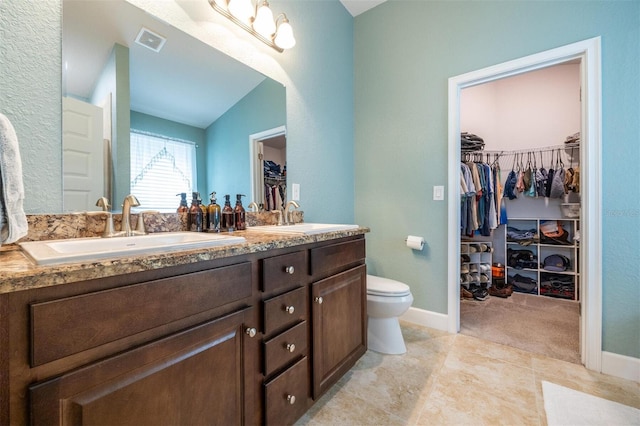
[{"x1": 221, "y1": 194, "x2": 234, "y2": 232}]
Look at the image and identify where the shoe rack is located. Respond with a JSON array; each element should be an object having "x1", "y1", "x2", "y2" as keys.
[
  {"x1": 460, "y1": 242, "x2": 493, "y2": 299},
  {"x1": 505, "y1": 218, "x2": 580, "y2": 300}
]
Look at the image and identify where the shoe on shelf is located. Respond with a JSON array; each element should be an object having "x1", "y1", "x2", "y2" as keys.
[
  {"x1": 469, "y1": 264, "x2": 479, "y2": 273},
  {"x1": 461, "y1": 245, "x2": 468, "y2": 253},
  {"x1": 469, "y1": 244, "x2": 479, "y2": 253},
  {"x1": 480, "y1": 273, "x2": 490, "y2": 283},
  {"x1": 461, "y1": 264, "x2": 470, "y2": 274}
]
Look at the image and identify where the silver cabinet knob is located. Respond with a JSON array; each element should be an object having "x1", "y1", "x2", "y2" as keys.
[
  {"x1": 287, "y1": 394, "x2": 296, "y2": 405},
  {"x1": 314, "y1": 296, "x2": 323, "y2": 304},
  {"x1": 286, "y1": 343, "x2": 296, "y2": 353},
  {"x1": 284, "y1": 305, "x2": 295, "y2": 314},
  {"x1": 245, "y1": 327, "x2": 257, "y2": 338},
  {"x1": 285, "y1": 266, "x2": 295, "y2": 274}
]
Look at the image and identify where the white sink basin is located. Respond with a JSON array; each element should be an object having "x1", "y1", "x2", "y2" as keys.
[
  {"x1": 19, "y1": 232, "x2": 246, "y2": 265},
  {"x1": 245, "y1": 223, "x2": 359, "y2": 235}
]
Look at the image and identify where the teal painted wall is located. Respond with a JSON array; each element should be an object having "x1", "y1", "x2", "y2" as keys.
[
  {"x1": 205, "y1": 78, "x2": 286, "y2": 201},
  {"x1": 354, "y1": 0, "x2": 640, "y2": 358},
  {"x1": 130, "y1": 110, "x2": 207, "y2": 197}
]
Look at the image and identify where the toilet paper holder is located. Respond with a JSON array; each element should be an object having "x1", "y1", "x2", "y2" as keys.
[{"x1": 405, "y1": 235, "x2": 425, "y2": 251}]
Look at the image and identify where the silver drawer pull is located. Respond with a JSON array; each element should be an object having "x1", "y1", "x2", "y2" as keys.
[
  {"x1": 314, "y1": 296, "x2": 323, "y2": 305},
  {"x1": 286, "y1": 343, "x2": 296, "y2": 353},
  {"x1": 287, "y1": 394, "x2": 296, "y2": 405},
  {"x1": 284, "y1": 266, "x2": 295, "y2": 274},
  {"x1": 245, "y1": 327, "x2": 257, "y2": 338},
  {"x1": 284, "y1": 305, "x2": 295, "y2": 314}
]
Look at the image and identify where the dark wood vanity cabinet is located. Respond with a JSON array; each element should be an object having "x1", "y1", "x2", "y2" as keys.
[
  {"x1": 0, "y1": 234, "x2": 367, "y2": 425},
  {"x1": 30, "y1": 308, "x2": 254, "y2": 425},
  {"x1": 310, "y1": 240, "x2": 367, "y2": 399}
]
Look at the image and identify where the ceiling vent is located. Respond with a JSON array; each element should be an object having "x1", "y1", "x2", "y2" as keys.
[{"x1": 135, "y1": 27, "x2": 166, "y2": 53}]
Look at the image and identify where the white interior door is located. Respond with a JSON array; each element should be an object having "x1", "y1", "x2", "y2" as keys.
[{"x1": 63, "y1": 97, "x2": 105, "y2": 212}]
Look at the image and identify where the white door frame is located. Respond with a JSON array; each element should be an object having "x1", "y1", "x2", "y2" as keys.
[
  {"x1": 249, "y1": 125, "x2": 287, "y2": 205},
  {"x1": 446, "y1": 37, "x2": 602, "y2": 371}
]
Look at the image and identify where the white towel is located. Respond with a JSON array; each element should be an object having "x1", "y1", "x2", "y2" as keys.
[{"x1": 0, "y1": 113, "x2": 28, "y2": 245}]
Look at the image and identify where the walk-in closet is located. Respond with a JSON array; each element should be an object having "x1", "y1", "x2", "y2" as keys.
[{"x1": 458, "y1": 61, "x2": 582, "y2": 363}]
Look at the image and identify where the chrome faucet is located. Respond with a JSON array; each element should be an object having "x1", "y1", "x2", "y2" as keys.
[
  {"x1": 284, "y1": 201, "x2": 300, "y2": 225},
  {"x1": 121, "y1": 194, "x2": 141, "y2": 236},
  {"x1": 248, "y1": 201, "x2": 260, "y2": 212}
]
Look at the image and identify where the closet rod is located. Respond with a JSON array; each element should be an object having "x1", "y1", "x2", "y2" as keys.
[{"x1": 463, "y1": 142, "x2": 579, "y2": 156}]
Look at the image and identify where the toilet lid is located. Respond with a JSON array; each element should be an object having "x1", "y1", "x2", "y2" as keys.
[{"x1": 366, "y1": 275, "x2": 411, "y2": 297}]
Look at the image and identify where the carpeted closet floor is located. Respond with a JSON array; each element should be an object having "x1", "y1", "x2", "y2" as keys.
[{"x1": 460, "y1": 291, "x2": 580, "y2": 364}]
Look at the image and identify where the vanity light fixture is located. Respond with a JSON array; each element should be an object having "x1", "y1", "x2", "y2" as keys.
[{"x1": 208, "y1": 0, "x2": 296, "y2": 52}]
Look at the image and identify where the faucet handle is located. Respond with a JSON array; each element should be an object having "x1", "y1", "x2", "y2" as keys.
[
  {"x1": 134, "y1": 210, "x2": 158, "y2": 235},
  {"x1": 102, "y1": 212, "x2": 118, "y2": 238},
  {"x1": 95, "y1": 197, "x2": 111, "y2": 212}
]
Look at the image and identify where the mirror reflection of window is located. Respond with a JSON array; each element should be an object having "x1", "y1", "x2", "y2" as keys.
[{"x1": 130, "y1": 130, "x2": 197, "y2": 211}]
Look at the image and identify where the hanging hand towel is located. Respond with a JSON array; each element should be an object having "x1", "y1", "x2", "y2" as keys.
[{"x1": 0, "y1": 113, "x2": 28, "y2": 245}]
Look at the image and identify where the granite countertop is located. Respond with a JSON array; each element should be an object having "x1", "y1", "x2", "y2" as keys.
[{"x1": 0, "y1": 228, "x2": 369, "y2": 294}]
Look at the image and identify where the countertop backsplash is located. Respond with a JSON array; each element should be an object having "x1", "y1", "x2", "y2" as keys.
[{"x1": 1, "y1": 210, "x2": 304, "y2": 248}]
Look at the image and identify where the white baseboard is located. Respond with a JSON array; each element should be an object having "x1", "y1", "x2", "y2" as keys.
[
  {"x1": 601, "y1": 351, "x2": 640, "y2": 383},
  {"x1": 400, "y1": 306, "x2": 449, "y2": 332}
]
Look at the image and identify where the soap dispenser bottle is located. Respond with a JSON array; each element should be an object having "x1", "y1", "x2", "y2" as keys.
[
  {"x1": 176, "y1": 193, "x2": 188, "y2": 213},
  {"x1": 197, "y1": 192, "x2": 208, "y2": 231},
  {"x1": 207, "y1": 192, "x2": 221, "y2": 233},
  {"x1": 221, "y1": 194, "x2": 235, "y2": 232},
  {"x1": 188, "y1": 192, "x2": 203, "y2": 232},
  {"x1": 234, "y1": 194, "x2": 246, "y2": 230}
]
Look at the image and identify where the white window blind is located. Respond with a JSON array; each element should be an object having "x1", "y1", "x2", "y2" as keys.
[{"x1": 130, "y1": 130, "x2": 197, "y2": 211}]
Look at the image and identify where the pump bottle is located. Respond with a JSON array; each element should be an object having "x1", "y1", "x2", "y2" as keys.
[
  {"x1": 176, "y1": 193, "x2": 188, "y2": 213},
  {"x1": 188, "y1": 192, "x2": 203, "y2": 232},
  {"x1": 221, "y1": 195, "x2": 235, "y2": 232},
  {"x1": 207, "y1": 192, "x2": 221, "y2": 233},
  {"x1": 197, "y1": 192, "x2": 208, "y2": 231},
  {"x1": 234, "y1": 194, "x2": 246, "y2": 230}
]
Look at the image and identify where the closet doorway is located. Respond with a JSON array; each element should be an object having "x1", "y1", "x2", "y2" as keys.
[
  {"x1": 447, "y1": 38, "x2": 602, "y2": 371},
  {"x1": 250, "y1": 126, "x2": 287, "y2": 211},
  {"x1": 459, "y1": 62, "x2": 581, "y2": 363}
]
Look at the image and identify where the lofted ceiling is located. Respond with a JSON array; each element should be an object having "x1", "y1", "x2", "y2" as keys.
[
  {"x1": 340, "y1": 0, "x2": 387, "y2": 16},
  {"x1": 62, "y1": 0, "x2": 386, "y2": 130}
]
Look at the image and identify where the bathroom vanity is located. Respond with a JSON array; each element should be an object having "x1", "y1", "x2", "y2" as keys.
[{"x1": 0, "y1": 228, "x2": 368, "y2": 425}]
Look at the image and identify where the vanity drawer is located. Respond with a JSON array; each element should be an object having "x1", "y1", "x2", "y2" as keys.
[
  {"x1": 264, "y1": 356, "x2": 310, "y2": 426},
  {"x1": 263, "y1": 286, "x2": 307, "y2": 336},
  {"x1": 263, "y1": 321, "x2": 307, "y2": 377},
  {"x1": 30, "y1": 262, "x2": 252, "y2": 367},
  {"x1": 262, "y1": 251, "x2": 307, "y2": 293},
  {"x1": 310, "y1": 238, "x2": 365, "y2": 278}
]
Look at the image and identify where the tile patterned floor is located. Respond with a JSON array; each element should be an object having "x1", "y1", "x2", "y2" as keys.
[{"x1": 295, "y1": 322, "x2": 640, "y2": 425}]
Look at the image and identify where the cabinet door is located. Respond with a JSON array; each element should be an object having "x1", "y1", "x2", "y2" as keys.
[
  {"x1": 311, "y1": 264, "x2": 366, "y2": 398},
  {"x1": 30, "y1": 308, "x2": 255, "y2": 426}
]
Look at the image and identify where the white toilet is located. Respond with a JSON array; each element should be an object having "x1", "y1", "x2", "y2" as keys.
[{"x1": 366, "y1": 274, "x2": 414, "y2": 355}]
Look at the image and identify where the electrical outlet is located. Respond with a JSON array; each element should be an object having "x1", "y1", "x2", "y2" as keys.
[
  {"x1": 433, "y1": 185, "x2": 444, "y2": 201},
  {"x1": 292, "y1": 183, "x2": 300, "y2": 201}
]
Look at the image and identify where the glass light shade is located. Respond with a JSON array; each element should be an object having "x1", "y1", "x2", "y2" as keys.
[
  {"x1": 274, "y1": 19, "x2": 295, "y2": 49},
  {"x1": 253, "y1": 3, "x2": 276, "y2": 38},
  {"x1": 228, "y1": 0, "x2": 253, "y2": 24},
  {"x1": 214, "y1": 0, "x2": 228, "y2": 10}
]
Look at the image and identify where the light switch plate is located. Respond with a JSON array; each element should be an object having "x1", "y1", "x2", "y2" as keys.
[
  {"x1": 433, "y1": 185, "x2": 444, "y2": 201},
  {"x1": 292, "y1": 183, "x2": 300, "y2": 201}
]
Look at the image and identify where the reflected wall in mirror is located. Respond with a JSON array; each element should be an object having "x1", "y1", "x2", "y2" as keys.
[{"x1": 62, "y1": 0, "x2": 286, "y2": 212}]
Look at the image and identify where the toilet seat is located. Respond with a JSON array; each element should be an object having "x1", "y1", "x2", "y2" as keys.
[{"x1": 367, "y1": 275, "x2": 411, "y2": 297}]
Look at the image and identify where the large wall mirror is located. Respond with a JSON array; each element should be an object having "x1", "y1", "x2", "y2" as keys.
[{"x1": 62, "y1": 0, "x2": 286, "y2": 213}]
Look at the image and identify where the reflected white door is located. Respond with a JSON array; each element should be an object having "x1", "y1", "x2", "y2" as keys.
[{"x1": 62, "y1": 97, "x2": 104, "y2": 211}]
